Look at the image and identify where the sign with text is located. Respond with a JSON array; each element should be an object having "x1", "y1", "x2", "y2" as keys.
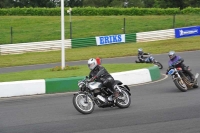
[
  {"x1": 95, "y1": 34, "x2": 125, "y2": 46},
  {"x1": 175, "y1": 26, "x2": 200, "y2": 38}
]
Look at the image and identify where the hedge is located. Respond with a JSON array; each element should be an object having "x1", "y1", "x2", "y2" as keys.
[{"x1": 0, "y1": 7, "x2": 199, "y2": 16}]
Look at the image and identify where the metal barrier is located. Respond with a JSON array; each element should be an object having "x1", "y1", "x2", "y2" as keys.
[
  {"x1": 0, "y1": 28, "x2": 178, "y2": 55},
  {"x1": 137, "y1": 29, "x2": 175, "y2": 42},
  {"x1": 0, "y1": 39, "x2": 71, "y2": 55}
]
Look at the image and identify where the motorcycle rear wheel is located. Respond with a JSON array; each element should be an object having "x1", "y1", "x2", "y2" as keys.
[
  {"x1": 193, "y1": 80, "x2": 199, "y2": 88},
  {"x1": 135, "y1": 60, "x2": 140, "y2": 63},
  {"x1": 174, "y1": 79, "x2": 188, "y2": 92},
  {"x1": 73, "y1": 93, "x2": 95, "y2": 114}
]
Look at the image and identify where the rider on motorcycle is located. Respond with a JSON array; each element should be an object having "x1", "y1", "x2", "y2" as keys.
[
  {"x1": 166, "y1": 51, "x2": 195, "y2": 82},
  {"x1": 87, "y1": 58, "x2": 119, "y2": 99},
  {"x1": 137, "y1": 48, "x2": 150, "y2": 62}
]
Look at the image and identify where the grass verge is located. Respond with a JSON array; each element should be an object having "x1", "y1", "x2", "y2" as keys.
[
  {"x1": 0, "y1": 63, "x2": 153, "y2": 82},
  {"x1": 1, "y1": 15, "x2": 200, "y2": 44},
  {"x1": 0, "y1": 36, "x2": 200, "y2": 68}
]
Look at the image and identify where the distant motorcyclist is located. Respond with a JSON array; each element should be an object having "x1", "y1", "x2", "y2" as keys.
[
  {"x1": 137, "y1": 48, "x2": 150, "y2": 62},
  {"x1": 87, "y1": 58, "x2": 119, "y2": 99},
  {"x1": 166, "y1": 51, "x2": 195, "y2": 82}
]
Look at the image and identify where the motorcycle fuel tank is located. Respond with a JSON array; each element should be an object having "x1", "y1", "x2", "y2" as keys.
[{"x1": 88, "y1": 82, "x2": 103, "y2": 90}]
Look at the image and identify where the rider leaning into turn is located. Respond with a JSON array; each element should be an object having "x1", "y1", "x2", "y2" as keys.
[
  {"x1": 137, "y1": 48, "x2": 150, "y2": 62},
  {"x1": 87, "y1": 58, "x2": 119, "y2": 99},
  {"x1": 166, "y1": 51, "x2": 195, "y2": 82}
]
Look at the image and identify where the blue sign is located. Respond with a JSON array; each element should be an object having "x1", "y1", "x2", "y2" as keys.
[{"x1": 175, "y1": 26, "x2": 200, "y2": 38}]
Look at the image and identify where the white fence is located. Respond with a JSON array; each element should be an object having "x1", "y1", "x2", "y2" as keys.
[
  {"x1": 0, "y1": 39, "x2": 71, "y2": 55},
  {"x1": 137, "y1": 29, "x2": 175, "y2": 42}
]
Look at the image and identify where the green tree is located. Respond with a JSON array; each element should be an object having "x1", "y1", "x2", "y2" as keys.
[
  {"x1": 143, "y1": 0, "x2": 155, "y2": 7},
  {"x1": 110, "y1": 0, "x2": 123, "y2": 7},
  {"x1": 0, "y1": 0, "x2": 14, "y2": 8},
  {"x1": 128, "y1": 0, "x2": 144, "y2": 7},
  {"x1": 184, "y1": 0, "x2": 200, "y2": 7},
  {"x1": 83, "y1": 0, "x2": 113, "y2": 7}
]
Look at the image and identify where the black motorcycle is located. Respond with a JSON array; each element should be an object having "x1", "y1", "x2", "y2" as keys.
[
  {"x1": 73, "y1": 76, "x2": 131, "y2": 114},
  {"x1": 167, "y1": 66, "x2": 199, "y2": 92},
  {"x1": 135, "y1": 54, "x2": 163, "y2": 69}
]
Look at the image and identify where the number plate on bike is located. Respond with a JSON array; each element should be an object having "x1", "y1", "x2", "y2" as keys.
[{"x1": 168, "y1": 69, "x2": 175, "y2": 75}]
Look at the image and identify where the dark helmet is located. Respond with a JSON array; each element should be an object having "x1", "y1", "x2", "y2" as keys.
[
  {"x1": 168, "y1": 51, "x2": 176, "y2": 60},
  {"x1": 138, "y1": 48, "x2": 143, "y2": 54}
]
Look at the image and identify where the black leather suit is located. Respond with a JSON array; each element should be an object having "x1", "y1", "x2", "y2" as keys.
[
  {"x1": 89, "y1": 65, "x2": 115, "y2": 92},
  {"x1": 138, "y1": 52, "x2": 149, "y2": 62}
]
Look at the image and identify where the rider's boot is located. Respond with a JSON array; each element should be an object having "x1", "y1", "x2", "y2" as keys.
[
  {"x1": 184, "y1": 68, "x2": 195, "y2": 83},
  {"x1": 113, "y1": 90, "x2": 119, "y2": 100},
  {"x1": 189, "y1": 73, "x2": 195, "y2": 83}
]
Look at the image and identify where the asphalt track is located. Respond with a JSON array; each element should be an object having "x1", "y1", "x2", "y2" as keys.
[{"x1": 0, "y1": 51, "x2": 200, "y2": 133}]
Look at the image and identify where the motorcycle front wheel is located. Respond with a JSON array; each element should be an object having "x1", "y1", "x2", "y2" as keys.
[
  {"x1": 153, "y1": 62, "x2": 163, "y2": 69},
  {"x1": 174, "y1": 79, "x2": 188, "y2": 92},
  {"x1": 115, "y1": 89, "x2": 131, "y2": 108},
  {"x1": 73, "y1": 92, "x2": 95, "y2": 114}
]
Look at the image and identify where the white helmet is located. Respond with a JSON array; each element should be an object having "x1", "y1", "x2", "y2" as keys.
[
  {"x1": 168, "y1": 51, "x2": 176, "y2": 60},
  {"x1": 138, "y1": 48, "x2": 143, "y2": 54},
  {"x1": 88, "y1": 58, "x2": 97, "y2": 70}
]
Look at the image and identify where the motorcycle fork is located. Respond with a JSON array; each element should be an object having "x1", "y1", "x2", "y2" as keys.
[
  {"x1": 114, "y1": 85, "x2": 122, "y2": 93},
  {"x1": 84, "y1": 92, "x2": 89, "y2": 103},
  {"x1": 176, "y1": 72, "x2": 185, "y2": 85}
]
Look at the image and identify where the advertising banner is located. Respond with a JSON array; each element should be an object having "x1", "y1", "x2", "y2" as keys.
[
  {"x1": 175, "y1": 26, "x2": 200, "y2": 38},
  {"x1": 95, "y1": 34, "x2": 125, "y2": 46}
]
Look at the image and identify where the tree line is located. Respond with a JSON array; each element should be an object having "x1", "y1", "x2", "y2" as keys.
[{"x1": 0, "y1": 0, "x2": 200, "y2": 9}]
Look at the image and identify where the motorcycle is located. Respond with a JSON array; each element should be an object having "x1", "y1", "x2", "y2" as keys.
[
  {"x1": 135, "y1": 54, "x2": 163, "y2": 69},
  {"x1": 167, "y1": 66, "x2": 199, "y2": 92},
  {"x1": 73, "y1": 76, "x2": 131, "y2": 114}
]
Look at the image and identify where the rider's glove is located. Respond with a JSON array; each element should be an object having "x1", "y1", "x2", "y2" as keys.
[
  {"x1": 166, "y1": 71, "x2": 168, "y2": 75},
  {"x1": 166, "y1": 68, "x2": 171, "y2": 75},
  {"x1": 90, "y1": 76, "x2": 97, "y2": 82},
  {"x1": 166, "y1": 69, "x2": 169, "y2": 75},
  {"x1": 171, "y1": 63, "x2": 176, "y2": 67}
]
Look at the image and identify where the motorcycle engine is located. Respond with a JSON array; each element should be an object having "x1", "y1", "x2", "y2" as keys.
[{"x1": 93, "y1": 88, "x2": 101, "y2": 94}]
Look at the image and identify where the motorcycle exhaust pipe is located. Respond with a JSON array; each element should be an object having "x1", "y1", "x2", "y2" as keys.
[
  {"x1": 97, "y1": 95, "x2": 107, "y2": 103},
  {"x1": 195, "y1": 73, "x2": 199, "y2": 79}
]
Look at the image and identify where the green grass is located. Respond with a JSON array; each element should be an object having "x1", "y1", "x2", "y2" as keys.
[
  {"x1": 1, "y1": 15, "x2": 199, "y2": 82},
  {"x1": 0, "y1": 15, "x2": 200, "y2": 44},
  {"x1": 0, "y1": 36, "x2": 200, "y2": 68},
  {"x1": 0, "y1": 63, "x2": 153, "y2": 82}
]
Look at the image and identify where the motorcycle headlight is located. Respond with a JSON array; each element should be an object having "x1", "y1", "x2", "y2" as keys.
[{"x1": 78, "y1": 81, "x2": 86, "y2": 91}]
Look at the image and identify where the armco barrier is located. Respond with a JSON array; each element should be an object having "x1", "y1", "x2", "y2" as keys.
[
  {"x1": 0, "y1": 26, "x2": 193, "y2": 54},
  {"x1": 0, "y1": 39, "x2": 71, "y2": 55},
  {"x1": 0, "y1": 66, "x2": 160, "y2": 98},
  {"x1": 125, "y1": 33, "x2": 136, "y2": 43},
  {"x1": 71, "y1": 37, "x2": 96, "y2": 48},
  {"x1": 136, "y1": 29, "x2": 175, "y2": 42}
]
